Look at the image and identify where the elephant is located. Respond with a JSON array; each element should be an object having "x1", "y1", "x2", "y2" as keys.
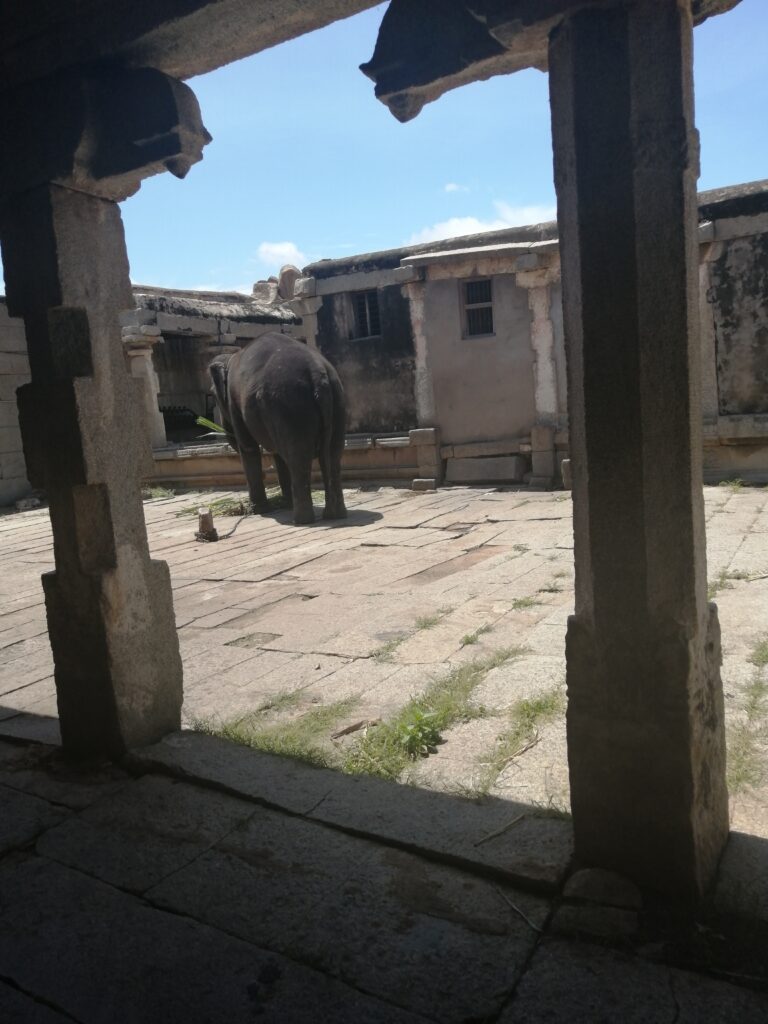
[{"x1": 209, "y1": 332, "x2": 347, "y2": 525}]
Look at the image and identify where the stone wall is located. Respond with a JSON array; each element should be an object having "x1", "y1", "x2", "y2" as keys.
[
  {"x1": 0, "y1": 299, "x2": 31, "y2": 505},
  {"x1": 708, "y1": 231, "x2": 768, "y2": 416},
  {"x1": 314, "y1": 284, "x2": 417, "y2": 434}
]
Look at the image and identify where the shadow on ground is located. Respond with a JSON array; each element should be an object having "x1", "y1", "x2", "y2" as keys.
[{"x1": 1, "y1": 713, "x2": 767, "y2": 1023}]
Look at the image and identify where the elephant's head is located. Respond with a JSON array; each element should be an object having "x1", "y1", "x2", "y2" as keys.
[{"x1": 208, "y1": 355, "x2": 239, "y2": 451}]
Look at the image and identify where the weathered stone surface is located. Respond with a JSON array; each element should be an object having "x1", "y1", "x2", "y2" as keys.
[
  {"x1": 412, "y1": 477, "x2": 436, "y2": 491},
  {"x1": 149, "y1": 802, "x2": 547, "y2": 1022},
  {"x1": 550, "y1": 904, "x2": 638, "y2": 940},
  {"x1": 0, "y1": 855, "x2": 422, "y2": 1024},
  {"x1": 252, "y1": 279, "x2": 279, "y2": 304},
  {"x1": 409, "y1": 428, "x2": 438, "y2": 446},
  {"x1": 0, "y1": 785, "x2": 68, "y2": 854},
  {"x1": 129, "y1": 731, "x2": 340, "y2": 815},
  {"x1": 0, "y1": 744, "x2": 128, "y2": 810},
  {"x1": 446, "y1": 455, "x2": 527, "y2": 483},
  {"x1": 549, "y1": 1, "x2": 728, "y2": 898},
  {"x1": 37, "y1": 775, "x2": 256, "y2": 893},
  {"x1": 564, "y1": 867, "x2": 642, "y2": 910},
  {"x1": 713, "y1": 830, "x2": 768, "y2": 923},
  {"x1": 0, "y1": 981, "x2": 70, "y2": 1023},
  {"x1": 277, "y1": 264, "x2": 301, "y2": 301},
  {"x1": 501, "y1": 939, "x2": 768, "y2": 1023}
]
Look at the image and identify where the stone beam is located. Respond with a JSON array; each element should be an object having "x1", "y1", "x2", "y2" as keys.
[
  {"x1": 361, "y1": 0, "x2": 743, "y2": 122},
  {"x1": 548, "y1": 0, "x2": 729, "y2": 900},
  {"x1": 0, "y1": 68, "x2": 210, "y2": 757},
  {"x1": 1, "y1": 0, "x2": 380, "y2": 91}
]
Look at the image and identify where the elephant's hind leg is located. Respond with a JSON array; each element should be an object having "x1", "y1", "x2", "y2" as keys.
[
  {"x1": 320, "y1": 447, "x2": 347, "y2": 520},
  {"x1": 273, "y1": 454, "x2": 293, "y2": 510},
  {"x1": 241, "y1": 448, "x2": 270, "y2": 513}
]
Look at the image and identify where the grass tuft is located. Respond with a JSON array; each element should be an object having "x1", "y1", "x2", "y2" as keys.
[
  {"x1": 511, "y1": 596, "x2": 541, "y2": 611},
  {"x1": 472, "y1": 687, "x2": 566, "y2": 797},
  {"x1": 343, "y1": 647, "x2": 525, "y2": 781},
  {"x1": 719, "y1": 478, "x2": 744, "y2": 493},
  {"x1": 414, "y1": 607, "x2": 452, "y2": 631},
  {"x1": 191, "y1": 696, "x2": 359, "y2": 770},
  {"x1": 461, "y1": 624, "x2": 492, "y2": 647},
  {"x1": 749, "y1": 637, "x2": 768, "y2": 669},
  {"x1": 143, "y1": 485, "x2": 175, "y2": 499}
]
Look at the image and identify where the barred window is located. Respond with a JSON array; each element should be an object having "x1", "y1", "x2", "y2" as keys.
[
  {"x1": 462, "y1": 278, "x2": 494, "y2": 337},
  {"x1": 351, "y1": 290, "x2": 381, "y2": 339}
]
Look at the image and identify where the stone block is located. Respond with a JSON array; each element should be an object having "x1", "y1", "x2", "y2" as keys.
[
  {"x1": 0, "y1": 323, "x2": 28, "y2": 353},
  {"x1": 560, "y1": 458, "x2": 572, "y2": 489},
  {"x1": 450, "y1": 437, "x2": 523, "y2": 459},
  {"x1": 0, "y1": 785, "x2": 68, "y2": 855},
  {"x1": 294, "y1": 276, "x2": 317, "y2": 298},
  {"x1": 0, "y1": 374, "x2": 31, "y2": 401},
  {"x1": 119, "y1": 307, "x2": 157, "y2": 327},
  {"x1": 417, "y1": 449, "x2": 439, "y2": 471},
  {"x1": 531, "y1": 424, "x2": 555, "y2": 452},
  {"x1": 0, "y1": 400, "x2": 19, "y2": 428},
  {"x1": 531, "y1": 448, "x2": 556, "y2": 480},
  {"x1": 139, "y1": 324, "x2": 162, "y2": 337},
  {"x1": 277, "y1": 264, "x2": 301, "y2": 300},
  {"x1": 513, "y1": 253, "x2": 540, "y2": 272},
  {"x1": 446, "y1": 455, "x2": 528, "y2": 484},
  {"x1": 0, "y1": 352, "x2": 29, "y2": 375},
  {"x1": 252, "y1": 279, "x2": 279, "y2": 304},
  {"x1": 1, "y1": 453, "x2": 28, "y2": 478},
  {"x1": 412, "y1": 477, "x2": 436, "y2": 491},
  {"x1": 0, "y1": 426, "x2": 22, "y2": 454},
  {"x1": 409, "y1": 427, "x2": 438, "y2": 446}
]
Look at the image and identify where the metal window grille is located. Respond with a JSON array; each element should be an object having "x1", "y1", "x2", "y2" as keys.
[
  {"x1": 352, "y1": 290, "x2": 381, "y2": 338},
  {"x1": 463, "y1": 279, "x2": 494, "y2": 336}
]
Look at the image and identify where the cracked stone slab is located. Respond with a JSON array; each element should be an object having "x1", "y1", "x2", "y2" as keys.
[
  {"x1": 0, "y1": 855, "x2": 426, "y2": 1024},
  {"x1": 0, "y1": 981, "x2": 71, "y2": 1023},
  {"x1": 0, "y1": 784, "x2": 68, "y2": 855},
  {"x1": 129, "y1": 731, "x2": 340, "y2": 815},
  {"x1": 36, "y1": 775, "x2": 257, "y2": 894},
  {"x1": 308, "y1": 770, "x2": 573, "y2": 889},
  {"x1": 131, "y1": 732, "x2": 572, "y2": 888},
  {"x1": 0, "y1": 743, "x2": 129, "y2": 810},
  {"x1": 500, "y1": 939, "x2": 768, "y2": 1023},
  {"x1": 148, "y1": 801, "x2": 548, "y2": 1022}
]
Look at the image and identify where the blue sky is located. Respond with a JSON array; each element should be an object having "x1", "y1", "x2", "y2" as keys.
[{"x1": 5, "y1": 0, "x2": 768, "y2": 294}]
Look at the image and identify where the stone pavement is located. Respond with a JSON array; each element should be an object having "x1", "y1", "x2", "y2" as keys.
[
  {"x1": 1, "y1": 735, "x2": 768, "y2": 1023},
  {"x1": 2, "y1": 484, "x2": 767, "y2": 836},
  {"x1": 1, "y1": 483, "x2": 768, "y2": 1020}
]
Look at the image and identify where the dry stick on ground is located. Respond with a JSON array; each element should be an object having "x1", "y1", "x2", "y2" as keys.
[
  {"x1": 474, "y1": 812, "x2": 526, "y2": 847},
  {"x1": 494, "y1": 884, "x2": 543, "y2": 934}
]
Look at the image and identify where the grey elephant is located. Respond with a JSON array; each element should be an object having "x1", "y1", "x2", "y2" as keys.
[{"x1": 209, "y1": 333, "x2": 347, "y2": 525}]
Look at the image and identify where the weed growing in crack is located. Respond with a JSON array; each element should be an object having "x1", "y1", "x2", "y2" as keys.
[
  {"x1": 749, "y1": 637, "x2": 768, "y2": 669},
  {"x1": 343, "y1": 648, "x2": 526, "y2": 781},
  {"x1": 461, "y1": 624, "x2": 492, "y2": 647},
  {"x1": 414, "y1": 608, "x2": 452, "y2": 631},
  {"x1": 471, "y1": 687, "x2": 566, "y2": 798},
  {"x1": 539, "y1": 581, "x2": 563, "y2": 594},
  {"x1": 511, "y1": 596, "x2": 541, "y2": 611}
]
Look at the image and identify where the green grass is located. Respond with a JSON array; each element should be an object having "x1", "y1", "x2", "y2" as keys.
[
  {"x1": 176, "y1": 488, "x2": 326, "y2": 517},
  {"x1": 461, "y1": 624, "x2": 492, "y2": 647},
  {"x1": 512, "y1": 544, "x2": 530, "y2": 555},
  {"x1": 538, "y1": 581, "x2": 563, "y2": 594},
  {"x1": 472, "y1": 687, "x2": 566, "y2": 797},
  {"x1": 342, "y1": 648, "x2": 525, "y2": 781},
  {"x1": 414, "y1": 608, "x2": 452, "y2": 631},
  {"x1": 726, "y1": 722, "x2": 765, "y2": 795},
  {"x1": 511, "y1": 596, "x2": 541, "y2": 611},
  {"x1": 191, "y1": 696, "x2": 360, "y2": 769},
  {"x1": 749, "y1": 637, "x2": 768, "y2": 669},
  {"x1": 719, "y1": 478, "x2": 744, "y2": 493},
  {"x1": 708, "y1": 570, "x2": 735, "y2": 600},
  {"x1": 372, "y1": 635, "x2": 408, "y2": 663}
]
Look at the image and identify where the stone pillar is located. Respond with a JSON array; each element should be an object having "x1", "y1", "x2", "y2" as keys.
[
  {"x1": 548, "y1": 0, "x2": 728, "y2": 900},
  {"x1": 123, "y1": 330, "x2": 167, "y2": 449},
  {"x1": 518, "y1": 262, "x2": 560, "y2": 486},
  {"x1": 698, "y1": 240, "x2": 722, "y2": 433},
  {"x1": 0, "y1": 66, "x2": 211, "y2": 757}
]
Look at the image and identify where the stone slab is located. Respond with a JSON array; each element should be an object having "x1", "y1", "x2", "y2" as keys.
[
  {"x1": 0, "y1": 981, "x2": 71, "y2": 1023},
  {"x1": 0, "y1": 783, "x2": 68, "y2": 854},
  {"x1": 148, "y1": 801, "x2": 548, "y2": 1022},
  {"x1": 37, "y1": 774, "x2": 257, "y2": 894},
  {"x1": 0, "y1": 856, "x2": 423, "y2": 1024},
  {"x1": 0, "y1": 744, "x2": 129, "y2": 810},
  {"x1": 713, "y1": 830, "x2": 768, "y2": 923},
  {"x1": 501, "y1": 939, "x2": 768, "y2": 1023},
  {"x1": 446, "y1": 455, "x2": 528, "y2": 483}
]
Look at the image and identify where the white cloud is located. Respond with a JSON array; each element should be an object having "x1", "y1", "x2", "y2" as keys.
[
  {"x1": 256, "y1": 241, "x2": 307, "y2": 271},
  {"x1": 408, "y1": 201, "x2": 557, "y2": 245},
  {"x1": 444, "y1": 182, "x2": 469, "y2": 193}
]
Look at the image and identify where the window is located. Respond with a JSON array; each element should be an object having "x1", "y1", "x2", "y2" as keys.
[
  {"x1": 351, "y1": 289, "x2": 381, "y2": 339},
  {"x1": 462, "y1": 278, "x2": 494, "y2": 337}
]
